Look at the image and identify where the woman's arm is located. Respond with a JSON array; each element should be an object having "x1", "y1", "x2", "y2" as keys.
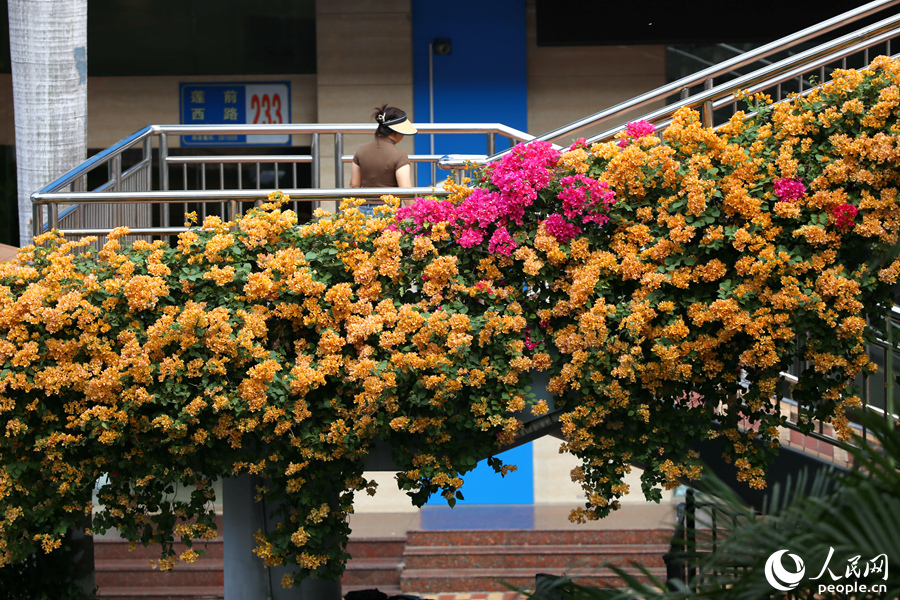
[
  {"x1": 350, "y1": 163, "x2": 362, "y2": 188},
  {"x1": 395, "y1": 164, "x2": 412, "y2": 187}
]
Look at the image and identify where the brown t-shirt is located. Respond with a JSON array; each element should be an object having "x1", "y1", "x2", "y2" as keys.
[{"x1": 352, "y1": 137, "x2": 410, "y2": 187}]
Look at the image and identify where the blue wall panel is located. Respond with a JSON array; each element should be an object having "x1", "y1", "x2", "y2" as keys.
[
  {"x1": 411, "y1": 0, "x2": 528, "y2": 186},
  {"x1": 425, "y1": 443, "x2": 534, "y2": 506}
]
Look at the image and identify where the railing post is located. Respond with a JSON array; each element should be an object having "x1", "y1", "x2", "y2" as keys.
[
  {"x1": 311, "y1": 133, "x2": 320, "y2": 189},
  {"x1": 159, "y1": 132, "x2": 170, "y2": 227},
  {"x1": 887, "y1": 311, "x2": 895, "y2": 424},
  {"x1": 142, "y1": 135, "x2": 152, "y2": 191},
  {"x1": 110, "y1": 154, "x2": 122, "y2": 192},
  {"x1": 702, "y1": 78, "x2": 714, "y2": 129},
  {"x1": 48, "y1": 203, "x2": 59, "y2": 232},
  {"x1": 334, "y1": 132, "x2": 344, "y2": 188},
  {"x1": 32, "y1": 203, "x2": 42, "y2": 239}
]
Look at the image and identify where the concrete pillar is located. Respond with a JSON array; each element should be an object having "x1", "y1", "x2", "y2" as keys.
[
  {"x1": 223, "y1": 475, "x2": 343, "y2": 600},
  {"x1": 223, "y1": 475, "x2": 270, "y2": 599}
]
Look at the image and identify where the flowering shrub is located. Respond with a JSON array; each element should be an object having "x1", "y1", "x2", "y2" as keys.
[{"x1": 2, "y1": 56, "x2": 900, "y2": 586}]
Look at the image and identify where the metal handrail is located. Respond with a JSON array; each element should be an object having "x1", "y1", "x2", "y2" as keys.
[
  {"x1": 32, "y1": 122, "x2": 533, "y2": 238},
  {"x1": 32, "y1": 186, "x2": 447, "y2": 205},
  {"x1": 32, "y1": 187, "x2": 448, "y2": 237},
  {"x1": 581, "y1": 20, "x2": 900, "y2": 143},
  {"x1": 36, "y1": 123, "x2": 532, "y2": 198},
  {"x1": 531, "y1": 0, "x2": 900, "y2": 145},
  {"x1": 148, "y1": 122, "x2": 532, "y2": 137}
]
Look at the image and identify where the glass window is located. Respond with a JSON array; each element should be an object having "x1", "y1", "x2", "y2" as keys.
[{"x1": 1, "y1": 0, "x2": 316, "y2": 76}]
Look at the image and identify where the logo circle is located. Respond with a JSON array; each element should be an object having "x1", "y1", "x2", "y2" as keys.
[{"x1": 765, "y1": 549, "x2": 806, "y2": 591}]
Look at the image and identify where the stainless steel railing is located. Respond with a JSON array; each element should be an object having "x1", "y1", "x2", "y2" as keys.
[
  {"x1": 32, "y1": 123, "x2": 533, "y2": 240},
  {"x1": 574, "y1": 11, "x2": 900, "y2": 142},
  {"x1": 536, "y1": 0, "x2": 900, "y2": 144}
]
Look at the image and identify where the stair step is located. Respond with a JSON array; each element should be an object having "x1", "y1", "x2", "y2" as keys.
[
  {"x1": 405, "y1": 529, "x2": 672, "y2": 547},
  {"x1": 347, "y1": 536, "x2": 408, "y2": 560},
  {"x1": 401, "y1": 566, "x2": 667, "y2": 593},
  {"x1": 95, "y1": 585, "x2": 223, "y2": 600},
  {"x1": 343, "y1": 557, "x2": 404, "y2": 586},
  {"x1": 403, "y1": 544, "x2": 668, "y2": 570},
  {"x1": 94, "y1": 558, "x2": 223, "y2": 588},
  {"x1": 94, "y1": 539, "x2": 224, "y2": 561},
  {"x1": 404, "y1": 543, "x2": 670, "y2": 556}
]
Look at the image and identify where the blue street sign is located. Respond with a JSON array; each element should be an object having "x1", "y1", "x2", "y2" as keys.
[{"x1": 179, "y1": 82, "x2": 291, "y2": 146}]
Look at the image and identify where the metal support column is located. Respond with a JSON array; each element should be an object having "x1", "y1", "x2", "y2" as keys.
[{"x1": 223, "y1": 475, "x2": 342, "y2": 600}]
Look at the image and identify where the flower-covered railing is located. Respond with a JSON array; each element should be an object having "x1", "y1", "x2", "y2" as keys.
[{"x1": 2, "y1": 57, "x2": 900, "y2": 588}]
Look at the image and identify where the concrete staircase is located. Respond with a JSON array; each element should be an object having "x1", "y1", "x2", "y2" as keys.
[
  {"x1": 94, "y1": 535, "x2": 224, "y2": 600},
  {"x1": 399, "y1": 529, "x2": 671, "y2": 595},
  {"x1": 93, "y1": 527, "x2": 671, "y2": 598},
  {"x1": 344, "y1": 536, "x2": 407, "y2": 597}
]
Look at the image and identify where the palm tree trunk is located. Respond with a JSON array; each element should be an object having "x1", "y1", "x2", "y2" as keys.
[{"x1": 7, "y1": 0, "x2": 87, "y2": 247}]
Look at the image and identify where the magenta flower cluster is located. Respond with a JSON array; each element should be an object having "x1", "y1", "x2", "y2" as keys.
[
  {"x1": 832, "y1": 203, "x2": 859, "y2": 229},
  {"x1": 558, "y1": 174, "x2": 615, "y2": 224},
  {"x1": 626, "y1": 120, "x2": 656, "y2": 139},
  {"x1": 542, "y1": 213, "x2": 582, "y2": 243},
  {"x1": 773, "y1": 177, "x2": 807, "y2": 202},
  {"x1": 618, "y1": 120, "x2": 656, "y2": 148},
  {"x1": 397, "y1": 139, "x2": 616, "y2": 254}
]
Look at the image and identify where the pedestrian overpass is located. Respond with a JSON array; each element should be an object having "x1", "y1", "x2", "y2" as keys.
[{"x1": 28, "y1": 1, "x2": 900, "y2": 597}]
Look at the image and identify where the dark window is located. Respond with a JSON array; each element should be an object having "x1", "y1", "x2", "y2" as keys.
[
  {"x1": 536, "y1": 0, "x2": 876, "y2": 46},
  {"x1": 1, "y1": 4, "x2": 10, "y2": 74},
  {"x1": 0, "y1": 146, "x2": 18, "y2": 247},
  {"x1": 1, "y1": 0, "x2": 317, "y2": 76},
  {"x1": 88, "y1": 0, "x2": 316, "y2": 76}
]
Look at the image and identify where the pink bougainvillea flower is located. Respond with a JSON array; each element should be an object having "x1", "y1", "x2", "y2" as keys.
[
  {"x1": 455, "y1": 189, "x2": 502, "y2": 230},
  {"x1": 625, "y1": 120, "x2": 655, "y2": 139},
  {"x1": 618, "y1": 120, "x2": 656, "y2": 147},
  {"x1": 474, "y1": 280, "x2": 494, "y2": 295},
  {"x1": 456, "y1": 227, "x2": 485, "y2": 248},
  {"x1": 487, "y1": 226, "x2": 517, "y2": 256},
  {"x1": 557, "y1": 174, "x2": 617, "y2": 223},
  {"x1": 832, "y1": 203, "x2": 859, "y2": 229},
  {"x1": 569, "y1": 137, "x2": 588, "y2": 150},
  {"x1": 773, "y1": 178, "x2": 807, "y2": 202},
  {"x1": 542, "y1": 213, "x2": 582, "y2": 243},
  {"x1": 489, "y1": 140, "x2": 561, "y2": 222},
  {"x1": 396, "y1": 198, "x2": 459, "y2": 232}
]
